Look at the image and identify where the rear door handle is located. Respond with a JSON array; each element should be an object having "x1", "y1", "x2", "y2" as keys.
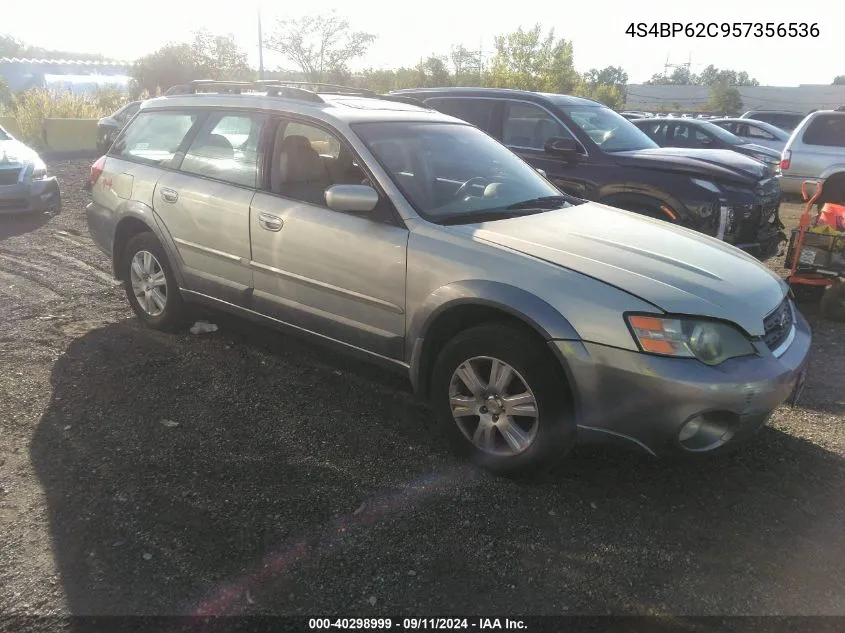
[
  {"x1": 160, "y1": 188, "x2": 179, "y2": 203},
  {"x1": 258, "y1": 212, "x2": 283, "y2": 232}
]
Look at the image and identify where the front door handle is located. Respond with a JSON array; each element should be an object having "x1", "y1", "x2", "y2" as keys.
[
  {"x1": 258, "y1": 212, "x2": 283, "y2": 232},
  {"x1": 160, "y1": 187, "x2": 179, "y2": 203}
]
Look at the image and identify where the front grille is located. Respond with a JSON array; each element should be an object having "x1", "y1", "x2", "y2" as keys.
[
  {"x1": 0, "y1": 169, "x2": 21, "y2": 185},
  {"x1": 763, "y1": 298, "x2": 794, "y2": 351}
]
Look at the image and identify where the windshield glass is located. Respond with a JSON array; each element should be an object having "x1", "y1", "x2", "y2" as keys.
[
  {"x1": 700, "y1": 121, "x2": 746, "y2": 145},
  {"x1": 556, "y1": 103, "x2": 659, "y2": 152},
  {"x1": 352, "y1": 122, "x2": 568, "y2": 223},
  {"x1": 0, "y1": 127, "x2": 9, "y2": 141}
]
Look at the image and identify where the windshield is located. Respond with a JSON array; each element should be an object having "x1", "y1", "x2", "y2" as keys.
[
  {"x1": 556, "y1": 103, "x2": 659, "y2": 152},
  {"x1": 352, "y1": 121, "x2": 568, "y2": 223},
  {"x1": 0, "y1": 126, "x2": 9, "y2": 141}
]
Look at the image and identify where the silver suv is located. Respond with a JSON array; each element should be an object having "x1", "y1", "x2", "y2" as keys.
[
  {"x1": 85, "y1": 81, "x2": 811, "y2": 476},
  {"x1": 780, "y1": 109, "x2": 845, "y2": 195}
]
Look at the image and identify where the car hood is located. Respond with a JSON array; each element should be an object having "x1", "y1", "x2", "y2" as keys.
[
  {"x1": 0, "y1": 139, "x2": 39, "y2": 166},
  {"x1": 612, "y1": 147, "x2": 773, "y2": 185},
  {"x1": 451, "y1": 202, "x2": 786, "y2": 336}
]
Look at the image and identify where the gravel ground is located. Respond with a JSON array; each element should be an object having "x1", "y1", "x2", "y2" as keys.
[{"x1": 1, "y1": 159, "x2": 844, "y2": 620}]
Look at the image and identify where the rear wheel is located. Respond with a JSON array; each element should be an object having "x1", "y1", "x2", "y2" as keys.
[
  {"x1": 820, "y1": 279, "x2": 845, "y2": 322},
  {"x1": 122, "y1": 232, "x2": 188, "y2": 331},
  {"x1": 430, "y1": 323, "x2": 576, "y2": 476}
]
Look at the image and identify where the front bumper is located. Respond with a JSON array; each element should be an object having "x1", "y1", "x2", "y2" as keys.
[
  {"x1": 0, "y1": 177, "x2": 61, "y2": 215},
  {"x1": 551, "y1": 308, "x2": 812, "y2": 456}
]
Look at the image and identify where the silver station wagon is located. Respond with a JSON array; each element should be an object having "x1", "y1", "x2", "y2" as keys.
[{"x1": 85, "y1": 81, "x2": 812, "y2": 476}]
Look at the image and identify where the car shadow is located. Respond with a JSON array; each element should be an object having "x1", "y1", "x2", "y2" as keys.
[
  {"x1": 0, "y1": 211, "x2": 54, "y2": 241},
  {"x1": 30, "y1": 318, "x2": 845, "y2": 619}
]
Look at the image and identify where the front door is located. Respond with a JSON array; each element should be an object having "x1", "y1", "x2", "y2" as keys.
[
  {"x1": 153, "y1": 110, "x2": 266, "y2": 305},
  {"x1": 500, "y1": 100, "x2": 601, "y2": 200},
  {"x1": 248, "y1": 117, "x2": 408, "y2": 361}
]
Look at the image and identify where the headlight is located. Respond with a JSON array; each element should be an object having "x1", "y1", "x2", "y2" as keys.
[
  {"x1": 691, "y1": 178, "x2": 721, "y2": 193},
  {"x1": 30, "y1": 158, "x2": 48, "y2": 180},
  {"x1": 626, "y1": 314, "x2": 756, "y2": 365}
]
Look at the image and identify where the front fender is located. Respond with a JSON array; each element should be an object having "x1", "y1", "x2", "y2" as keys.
[{"x1": 406, "y1": 280, "x2": 581, "y2": 392}]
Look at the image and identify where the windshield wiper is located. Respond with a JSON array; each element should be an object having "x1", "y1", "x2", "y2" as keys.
[
  {"x1": 505, "y1": 195, "x2": 572, "y2": 210},
  {"x1": 438, "y1": 208, "x2": 550, "y2": 225}
]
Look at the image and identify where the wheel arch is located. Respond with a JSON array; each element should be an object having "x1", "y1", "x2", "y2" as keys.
[
  {"x1": 407, "y1": 280, "x2": 580, "y2": 398},
  {"x1": 598, "y1": 191, "x2": 682, "y2": 222},
  {"x1": 111, "y1": 205, "x2": 184, "y2": 287}
]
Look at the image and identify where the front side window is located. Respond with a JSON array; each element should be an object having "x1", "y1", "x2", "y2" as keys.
[
  {"x1": 111, "y1": 111, "x2": 199, "y2": 166},
  {"x1": 179, "y1": 112, "x2": 266, "y2": 188},
  {"x1": 268, "y1": 119, "x2": 367, "y2": 206},
  {"x1": 503, "y1": 102, "x2": 569, "y2": 150},
  {"x1": 557, "y1": 103, "x2": 659, "y2": 152},
  {"x1": 354, "y1": 121, "x2": 568, "y2": 224}
]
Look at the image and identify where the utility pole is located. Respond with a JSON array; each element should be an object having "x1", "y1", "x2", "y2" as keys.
[{"x1": 257, "y1": 8, "x2": 265, "y2": 80}]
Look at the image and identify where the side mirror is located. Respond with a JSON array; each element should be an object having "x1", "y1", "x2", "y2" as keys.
[
  {"x1": 544, "y1": 137, "x2": 579, "y2": 159},
  {"x1": 325, "y1": 184, "x2": 379, "y2": 213},
  {"x1": 535, "y1": 168, "x2": 547, "y2": 178}
]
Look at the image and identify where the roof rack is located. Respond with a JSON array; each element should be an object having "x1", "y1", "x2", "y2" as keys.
[{"x1": 162, "y1": 80, "x2": 429, "y2": 109}]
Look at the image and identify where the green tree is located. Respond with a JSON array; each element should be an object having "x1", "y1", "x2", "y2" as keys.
[
  {"x1": 0, "y1": 76, "x2": 11, "y2": 107},
  {"x1": 190, "y1": 30, "x2": 252, "y2": 81},
  {"x1": 584, "y1": 65, "x2": 628, "y2": 87},
  {"x1": 131, "y1": 43, "x2": 196, "y2": 96},
  {"x1": 265, "y1": 12, "x2": 375, "y2": 83},
  {"x1": 451, "y1": 45, "x2": 484, "y2": 86},
  {"x1": 709, "y1": 84, "x2": 743, "y2": 115},
  {"x1": 834, "y1": 75, "x2": 845, "y2": 85},
  {"x1": 645, "y1": 66, "x2": 697, "y2": 85},
  {"x1": 357, "y1": 69, "x2": 397, "y2": 93},
  {"x1": 415, "y1": 55, "x2": 451, "y2": 87},
  {"x1": 697, "y1": 64, "x2": 759, "y2": 87},
  {"x1": 488, "y1": 25, "x2": 579, "y2": 93}
]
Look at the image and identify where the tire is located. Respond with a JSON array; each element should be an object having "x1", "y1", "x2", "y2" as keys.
[
  {"x1": 820, "y1": 279, "x2": 845, "y2": 323},
  {"x1": 430, "y1": 323, "x2": 576, "y2": 477},
  {"x1": 122, "y1": 232, "x2": 188, "y2": 331}
]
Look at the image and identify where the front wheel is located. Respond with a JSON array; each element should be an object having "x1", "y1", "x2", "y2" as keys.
[
  {"x1": 122, "y1": 232, "x2": 188, "y2": 331},
  {"x1": 430, "y1": 323, "x2": 576, "y2": 476}
]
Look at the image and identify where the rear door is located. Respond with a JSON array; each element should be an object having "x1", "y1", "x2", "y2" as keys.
[{"x1": 153, "y1": 110, "x2": 266, "y2": 305}]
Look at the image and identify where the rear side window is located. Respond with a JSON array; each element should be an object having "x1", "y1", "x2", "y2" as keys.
[
  {"x1": 179, "y1": 112, "x2": 266, "y2": 188},
  {"x1": 111, "y1": 111, "x2": 198, "y2": 166},
  {"x1": 431, "y1": 98, "x2": 497, "y2": 133},
  {"x1": 746, "y1": 124, "x2": 775, "y2": 140},
  {"x1": 802, "y1": 114, "x2": 845, "y2": 147}
]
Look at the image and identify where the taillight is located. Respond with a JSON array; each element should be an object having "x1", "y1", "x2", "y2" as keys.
[
  {"x1": 89, "y1": 155, "x2": 106, "y2": 187},
  {"x1": 780, "y1": 150, "x2": 791, "y2": 171}
]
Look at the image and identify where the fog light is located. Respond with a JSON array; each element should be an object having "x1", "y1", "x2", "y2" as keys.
[
  {"x1": 678, "y1": 417, "x2": 702, "y2": 442},
  {"x1": 678, "y1": 411, "x2": 740, "y2": 452}
]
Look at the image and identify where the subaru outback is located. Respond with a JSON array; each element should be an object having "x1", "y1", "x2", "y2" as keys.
[{"x1": 85, "y1": 81, "x2": 811, "y2": 475}]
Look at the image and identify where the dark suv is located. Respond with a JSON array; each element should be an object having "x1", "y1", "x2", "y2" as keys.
[{"x1": 393, "y1": 88, "x2": 785, "y2": 258}]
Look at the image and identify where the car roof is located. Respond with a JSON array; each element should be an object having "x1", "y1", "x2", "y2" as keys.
[
  {"x1": 140, "y1": 91, "x2": 458, "y2": 126},
  {"x1": 391, "y1": 86, "x2": 604, "y2": 107}
]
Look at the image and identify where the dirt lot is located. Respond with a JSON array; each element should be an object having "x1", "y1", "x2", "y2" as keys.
[{"x1": 1, "y1": 159, "x2": 844, "y2": 619}]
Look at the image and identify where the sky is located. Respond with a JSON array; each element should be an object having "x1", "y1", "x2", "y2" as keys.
[{"x1": 4, "y1": 0, "x2": 838, "y2": 86}]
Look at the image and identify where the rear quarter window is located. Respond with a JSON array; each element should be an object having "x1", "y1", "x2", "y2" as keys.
[
  {"x1": 429, "y1": 98, "x2": 497, "y2": 133},
  {"x1": 111, "y1": 111, "x2": 200, "y2": 166},
  {"x1": 802, "y1": 114, "x2": 845, "y2": 147}
]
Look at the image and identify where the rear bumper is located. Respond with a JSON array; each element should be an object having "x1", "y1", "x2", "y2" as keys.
[
  {"x1": 0, "y1": 177, "x2": 60, "y2": 215},
  {"x1": 551, "y1": 307, "x2": 812, "y2": 456}
]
